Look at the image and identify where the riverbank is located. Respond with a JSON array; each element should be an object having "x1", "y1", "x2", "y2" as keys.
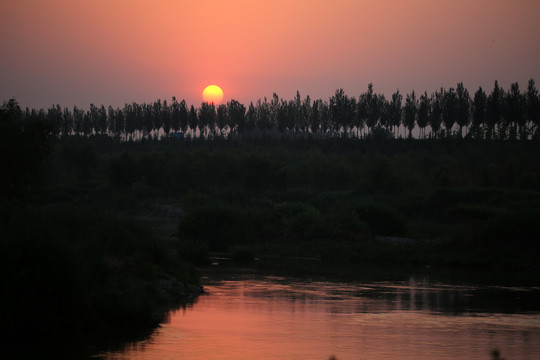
[
  {"x1": 1, "y1": 203, "x2": 203, "y2": 358},
  {"x1": 97, "y1": 271, "x2": 540, "y2": 360},
  {"x1": 197, "y1": 243, "x2": 540, "y2": 287}
]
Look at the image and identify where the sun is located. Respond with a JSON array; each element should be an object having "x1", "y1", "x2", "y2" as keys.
[{"x1": 202, "y1": 85, "x2": 224, "y2": 105}]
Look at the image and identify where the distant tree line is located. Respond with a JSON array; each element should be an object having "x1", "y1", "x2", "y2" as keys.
[{"x1": 6, "y1": 79, "x2": 540, "y2": 140}]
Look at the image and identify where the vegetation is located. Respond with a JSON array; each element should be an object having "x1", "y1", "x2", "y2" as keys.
[
  {"x1": 1, "y1": 206, "x2": 199, "y2": 340},
  {"x1": 2, "y1": 79, "x2": 540, "y2": 352},
  {"x1": 17, "y1": 80, "x2": 540, "y2": 141},
  {"x1": 0, "y1": 100, "x2": 201, "y2": 356},
  {"x1": 39, "y1": 133, "x2": 540, "y2": 280}
]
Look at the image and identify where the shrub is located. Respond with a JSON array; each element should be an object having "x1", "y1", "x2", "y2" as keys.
[
  {"x1": 277, "y1": 202, "x2": 322, "y2": 241},
  {"x1": 481, "y1": 208, "x2": 540, "y2": 253},
  {"x1": 354, "y1": 202, "x2": 408, "y2": 237},
  {"x1": 1, "y1": 204, "x2": 197, "y2": 344},
  {"x1": 178, "y1": 202, "x2": 247, "y2": 250}
]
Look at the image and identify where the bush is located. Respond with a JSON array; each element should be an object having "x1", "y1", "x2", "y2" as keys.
[
  {"x1": 277, "y1": 202, "x2": 322, "y2": 240},
  {"x1": 481, "y1": 208, "x2": 540, "y2": 253},
  {"x1": 178, "y1": 202, "x2": 247, "y2": 250},
  {"x1": 354, "y1": 202, "x2": 408, "y2": 237},
  {"x1": 1, "y1": 204, "x2": 197, "y2": 344},
  {"x1": 321, "y1": 207, "x2": 370, "y2": 241}
]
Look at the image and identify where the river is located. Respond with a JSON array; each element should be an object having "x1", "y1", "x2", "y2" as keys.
[{"x1": 98, "y1": 272, "x2": 540, "y2": 359}]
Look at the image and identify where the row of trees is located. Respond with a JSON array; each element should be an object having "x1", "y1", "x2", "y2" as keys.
[{"x1": 11, "y1": 79, "x2": 540, "y2": 140}]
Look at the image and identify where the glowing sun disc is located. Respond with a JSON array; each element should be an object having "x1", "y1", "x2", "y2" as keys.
[{"x1": 202, "y1": 85, "x2": 224, "y2": 104}]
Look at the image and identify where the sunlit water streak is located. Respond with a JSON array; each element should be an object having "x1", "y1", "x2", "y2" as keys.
[{"x1": 99, "y1": 274, "x2": 540, "y2": 359}]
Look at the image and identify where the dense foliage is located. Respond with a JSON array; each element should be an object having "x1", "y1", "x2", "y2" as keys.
[
  {"x1": 2, "y1": 88, "x2": 540, "y2": 356},
  {"x1": 0, "y1": 100, "x2": 200, "y2": 356},
  {"x1": 15, "y1": 80, "x2": 540, "y2": 141},
  {"x1": 39, "y1": 134, "x2": 540, "y2": 277}
]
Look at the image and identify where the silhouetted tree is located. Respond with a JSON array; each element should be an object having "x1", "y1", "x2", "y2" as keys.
[
  {"x1": 378, "y1": 97, "x2": 390, "y2": 134},
  {"x1": 257, "y1": 98, "x2": 272, "y2": 135},
  {"x1": 107, "y1": 105, "x2": 117, "y2": 136},
  {"x1": 505, "y1": 82, "x2": 526, "y2": 139},
  {"x1": 330, "y1": 89, "x2": 355, "y2": 137},
  {"x1": 442, "y1": 88, "x2": 457, "y2": 135},
  {"x1": 124, "y1": 104, "x2": 136, "y2": 139},
  {"x1": 116, "y1": 108, "x2": 125, "y2": 139},
  {"x1": 62, "y1": 107, "x2": 73, "y2": 137},
  {"x1": 417, "y1": 91, "x2": 430, "y2": 139},
  {"x1": 82, "y1": 110, "x2": 92, "y2": 136},
  {"x1": 456, "y1": 82, "x2": 471, "y2": 137},
  {"x1": 217, "y1": 104, "x2": 228, "y2": 136},
  {"x1": 46, "y1": 104, "x2": 62, "y2": 136},
  {"x1": 88, "y1": 104, "x2": 99, "y2": 135},
  {"x1": 11, "y1": 79, "x2": 540, "y2": 141},
  {"x1": 472, "y1": 87, "x2": 487, "y2": 139},
  {"x1": 188, "y1": 105, "x2": 198, "y2": 137},
  {"x1": 142, "y1": 103, "x2": 153, "y2": 137},
  {"x1": 198, "y1": 102, "x2": 216, "y2": 138},
  {"x1": 269, "y1": 93, "x2": 280, "y2": 134},
  {"x1": 300, "y1": 94, "x2": 313, "y2": 135},
  {"x1": 356, "y1": 93, "x2": 367, "y2": 137},
  {"x1": 228, "y1": 99, "x2": 246, "y2": 136},
  {"x1": 161, "y1": 99, "x2": 171, "y2": 135},
  {"x1": 178, "y1": 100, "x2": 189, "y2": 134},
  {"x1": 487, "y1": 81, "x2": 504, "y2": 139},
  {"x1": 526, "y1": 79, "x2": 540, "y2": 137},
  {"x1": 388, "y1": 90, "x2": 403, "y2": 137},
  {"x1": 403, "y1": 91, "x2": 418, "y2": 137},
  {"x1": 170, "y1": 97, "x2": 180, "y2": 133},
  {"x1": 310, "y1": 99, "x2": 322, "y2": 136},
  {"x1": 1, "y1": 98, "x2": 54, "y2": 199},
  {"x1": 361, "y1": 83, "x2": 383, "y2": 135},
  {"x1": 429, "y1": 90, "x2": 443, "y2": 136},
  {"x1": 246, "y1": 102, "x2": 256, "y2": 134},
  {"x1": 97, "y1": 105, "x2": 107, "y2": 134},
  {"x1": 292, "y1": 91, "x2": 303, "y2": 134},
  {"x1": 319, "y1": 100, "x2": 331, "y2": 136}
]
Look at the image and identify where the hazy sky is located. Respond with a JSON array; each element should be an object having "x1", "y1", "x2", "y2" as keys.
[{"x1": 2, "y1": 0, "x2": 540, "y2": 109}]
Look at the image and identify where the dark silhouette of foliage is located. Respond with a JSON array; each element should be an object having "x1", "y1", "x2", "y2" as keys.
[
  {"x1": 417, "y1": 91, "x2": 430, "y2": 138},
  {"x1": 388, "y1": 90, "x2": 403, "y2": 137},
  {"x1": 456, "y1": 82, "x2": 471, "y2": 136},
  {"x1": 5, "y1": 79, "x2": 539, "y2": 141},
  {"x1": 228, "y1": 99, "x2": 246, "y2": 136},
  {"x1": 442, "y1": 88, "x2": 457, "y2": 135},
  {"x1": 188, "y1": 104, "x2": 198, "y2": 137},
  {"x1": 526, "y1": 79, "x2": 540, "y2": 137},
  {"x1": 0, "y1": 98, "x2": 55, "y2": 200},
  {"x1": 472, "y1": 87, "x2": 487, "y2": 139},
  {"x1": 505, "y1": 82, "x2": 526, "y2": 140},
  {"x1": 487, "y1": 81, "x2": 504, "y2": 139},
  {"x1": 403, "y1": 91, "x2": 417, "y2": 137},
  {"x1": 428, "y1": 89, "x2": 443, "y2": 136}
]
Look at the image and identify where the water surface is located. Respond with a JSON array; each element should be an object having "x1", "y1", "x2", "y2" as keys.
[{"x1": 100, "y1": 274, "x2": 540, "y2": 359}]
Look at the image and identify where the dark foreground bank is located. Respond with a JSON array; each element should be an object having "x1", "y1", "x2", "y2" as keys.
[{"x1": 0, "y1": 203, "x2": 202, "y2": 358}]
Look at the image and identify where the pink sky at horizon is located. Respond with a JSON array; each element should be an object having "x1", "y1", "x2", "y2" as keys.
[{"x1": 1, "y1": 0, "x2": 539, "y2": 109}]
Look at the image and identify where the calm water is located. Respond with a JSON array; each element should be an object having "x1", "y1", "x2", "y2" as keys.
[{"x1": 99, "y1": 273, "x2": 540, "y2": 359}]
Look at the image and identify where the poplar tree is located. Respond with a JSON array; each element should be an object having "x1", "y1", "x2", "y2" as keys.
[
  {"x1": 417, "y1": 92, "x2": 430, "y2": 139},
  {"x1": 403, "y1": 91, "x2": 418, "y2": 138},
  {"x1": 472, "y1": 87, "x2": 487, "y2": 139},
  {"x1": 456, "y1": 82, "x2": 471, "y2": 137}
]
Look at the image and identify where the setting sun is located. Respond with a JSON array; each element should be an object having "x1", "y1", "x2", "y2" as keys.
[{"x1": 202, "y1": 85, "x2": 224, "y2": 105}]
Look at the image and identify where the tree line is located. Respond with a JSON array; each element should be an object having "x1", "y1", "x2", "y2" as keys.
[{"x1": 5, "y1": 79, "x2": 540, "y2": 140}]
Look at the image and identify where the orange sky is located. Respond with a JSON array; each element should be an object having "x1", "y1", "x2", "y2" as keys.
[{"x1": 1, "y1": 0, "x2": 540, "y2": 108}]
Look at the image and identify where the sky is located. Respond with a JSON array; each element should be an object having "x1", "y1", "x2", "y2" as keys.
[{"x1": 1, "y1": 0, "x2": 540, "y2": 109}]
